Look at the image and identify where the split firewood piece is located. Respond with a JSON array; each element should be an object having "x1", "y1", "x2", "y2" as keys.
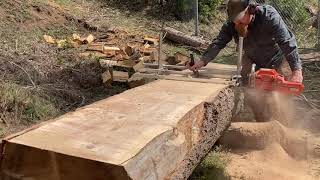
[
  {"x1": 125, "y1": 44, "x2": 137, "y2": 56},
  {"x1": 43, "y1": 35, "x2": 55, "y2": 44},
  {"x1": 103, "y1": 46, "x2": 121, "y2": 52},
  {"x1": 119, "y1": 50, "x2": 130, "y2": 60},
  {"x1": 99, "y1": 59, "x2": 119, "y2": 68},
  {"x1": 122, "y1": 59, "x2": 136, "y2": 67},
  {"x1": 112, "y1": 71, "x2": 129, "y2": 82},
  {"x1": 87, "y1": 43, "x2": 105, "y2": 52},
  {"x1": 166, "y1": 56, "x2": 178, "y2": 65},
  {"x1": 78, "y1": 34, "x2": 95, "y2": 44},
  {"x1": 79, "y1": 52, "x2": 110, "y2": 59},
  {"x1": 144, "y1": 36, "x2": 159, "y2": 45},
  {"x1": 139, "y1": 47, "x2": 157, "y2": 56},
  {"x1": 104, "y1": 51, "x2": 116, "y2": 58},
  {"x1": 133, "y1": 57, "x2": 149, "y2": 72},
  {"x1": 83, "y1": 34, "x2": 95, "y2": 44},
  {"x1": 175, "y1": 52, "x2": 190, "y2": 66},
  {"x1": 102, "y1": 69, "x2": 113, "y2": 87},
  {"x1": 69, "y1": 34, "x2": 82, "y2": 47},
  {"x1": 103, "y1": 46, "x2": 120, "y2": 58},
  {"x1": 114, "y1": 54, "x2": 124, "y2": 61},
  {"x1": 102, "y1": 69, "x2": 112, "y2": 82},
  {"x1": 72, "y1": 34, "x2": 81, "y2": 41},
  {"x1": 144, "y1": 43, "x2": 151, "y2": 49}
]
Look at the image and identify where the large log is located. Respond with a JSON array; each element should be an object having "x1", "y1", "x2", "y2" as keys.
[
  {"x1": 164, "y1": 27, "x2": 208, "y2": 47},
  {"x1": 0, "y1": 66, "x2": 236, "y2": 180}
]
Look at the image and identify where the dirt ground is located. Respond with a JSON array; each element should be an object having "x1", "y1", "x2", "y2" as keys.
[{"x1": 220, "y1": 91, "x2": 320, "y2": 180}]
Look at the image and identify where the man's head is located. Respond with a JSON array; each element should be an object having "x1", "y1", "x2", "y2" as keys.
[
  {"x1": 227, "y1": 0, "x2": 254, "y2": 37},
  {"x1": 227, "y1": 0, "x2": 249, "y2": 22}
]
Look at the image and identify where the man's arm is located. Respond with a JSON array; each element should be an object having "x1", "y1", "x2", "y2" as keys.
[
  {"x1": 201, "y1": 22, "x2": 235, "y2": 65},
  {"x1": 267, "y1": 7, "x2": 302, "y2": 72}
]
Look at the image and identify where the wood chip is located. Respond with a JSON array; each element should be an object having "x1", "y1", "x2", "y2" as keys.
[
  {"x1": 43, "y1": 35, "x2": 55, "y2": 44},
  {"x1": 72, "y1": 34, "x2": 81, "y2": 41}
]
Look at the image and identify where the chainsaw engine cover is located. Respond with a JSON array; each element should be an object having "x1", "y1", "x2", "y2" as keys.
[{"x1": 255, "y1": 68, "x2": 304, "y2": 96}]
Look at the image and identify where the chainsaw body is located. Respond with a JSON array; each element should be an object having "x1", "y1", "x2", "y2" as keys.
[{"x1": 250, "y1": 68, "x2": 304, "y2": 96}]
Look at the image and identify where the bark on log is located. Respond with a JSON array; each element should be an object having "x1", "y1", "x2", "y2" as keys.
[{"x1": 164, "y1": 27, "x2": 208, "y2": 47}]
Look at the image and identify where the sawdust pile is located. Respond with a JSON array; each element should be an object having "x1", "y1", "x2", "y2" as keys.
[{"x1": 221, "y1": 91, "x2": 320, "y2": 180}]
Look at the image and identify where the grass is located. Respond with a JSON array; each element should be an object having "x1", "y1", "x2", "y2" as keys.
[
  {"x1": 190, "y1": 146, "x2": 231, "y2": 180},
  {"x1": 0, "y1": 83, "x2": 59, "y2": 123}
]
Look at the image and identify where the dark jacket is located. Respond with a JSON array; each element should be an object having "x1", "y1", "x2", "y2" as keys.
[{"x1": 202, "y1": 5, "x2": 302, "y2": 71}]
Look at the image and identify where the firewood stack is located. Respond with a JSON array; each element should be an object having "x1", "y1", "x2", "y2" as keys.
[{"x1": 44, "y1": 28, "x2": 192, "y2": 88}]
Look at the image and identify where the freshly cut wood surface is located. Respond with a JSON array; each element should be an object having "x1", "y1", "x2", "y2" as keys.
[{"x1": 7, "y1": 80, "x2": 227, "y2": 164}]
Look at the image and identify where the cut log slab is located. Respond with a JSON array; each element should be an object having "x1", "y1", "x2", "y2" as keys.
[
  {"x1": 164, "y1": 27, "x2": 208, "y2": 47},
  {"x1": 1, "y1": 80, "x2": 235, "y2": 180}
]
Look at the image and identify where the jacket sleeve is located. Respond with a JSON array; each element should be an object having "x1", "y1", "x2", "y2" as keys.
[
  {"x1": 267, "y1": 7, "x2": 302, "y2": 71},
  {"x1": 201, "y1": 22, "x2": 234, "y2": 65}
]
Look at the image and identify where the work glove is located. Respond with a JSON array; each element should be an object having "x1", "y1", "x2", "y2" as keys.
[
  {"x1": 187, "y1": 60, "x2": 205, "y2": 71},
  {"x1": 290, "y1": 69, "x2": 303, "y2": 83}
]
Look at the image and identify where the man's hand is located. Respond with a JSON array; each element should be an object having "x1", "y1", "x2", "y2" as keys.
[
  {"x1": 290, "y1": 69, "x2": 303, "y2": 83},
  {"x1": 187, "y1": 60, "x2": 206, "y2": 71}
]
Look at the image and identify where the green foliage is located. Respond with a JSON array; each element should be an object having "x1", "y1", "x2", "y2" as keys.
[
  {"x1": 267, "y1": 0, "x2": 309, "y2": 28},
  {"x1": 199, "y1": 0, "x2": 224, "y2": 21},
  {"x1": 172, "y1": 0, "x2": 224, "y2": 21},
  {"x1": 190, "y1": 146, "x2": 231, "y2": 180},
  {"x1": 172, "y1": 0, "x2": 194, "y2": 20}
]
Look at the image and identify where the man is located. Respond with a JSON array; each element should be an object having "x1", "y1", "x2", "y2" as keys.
[{"x1": 189, "y1": 0, "x2": 303, "y2": 84}]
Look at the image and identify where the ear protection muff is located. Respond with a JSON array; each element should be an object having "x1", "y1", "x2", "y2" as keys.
[{"x1": 241, "y1": 0, "x2": 257, "y2": 15}]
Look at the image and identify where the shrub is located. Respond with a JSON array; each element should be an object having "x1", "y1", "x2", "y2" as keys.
[
  {"x1": 172, "y1": 0, "x2": 224, "y2": 21},
  {"x1": 199, "y1": 0, "x2": 224, "y2": 21},
  {"x1": 267, "y1": 0, "x2": 309, "y2": 28}
]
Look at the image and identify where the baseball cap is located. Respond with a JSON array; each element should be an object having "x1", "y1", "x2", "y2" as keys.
[{"x1": 227, "y1": 0, "x2": 249, "y2": 21}]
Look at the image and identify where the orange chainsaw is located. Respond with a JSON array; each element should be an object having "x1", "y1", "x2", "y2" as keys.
[{"x1": 248, "y1": 64, "x2": 304, "y2": 96}]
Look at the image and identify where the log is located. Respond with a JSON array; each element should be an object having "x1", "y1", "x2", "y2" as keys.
[
  {"x1": 87, "y1": 43, "x2": 104, "y2": 52},
  {"x1": 164, "y1": 27, "x2": 208, "y2": 47},
  {"x1": 0, "y1": 79, "x2": 235, "y2": 180},
  {"x1": 112, "y1": 71, "x2": 129, "y2": 82}
]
